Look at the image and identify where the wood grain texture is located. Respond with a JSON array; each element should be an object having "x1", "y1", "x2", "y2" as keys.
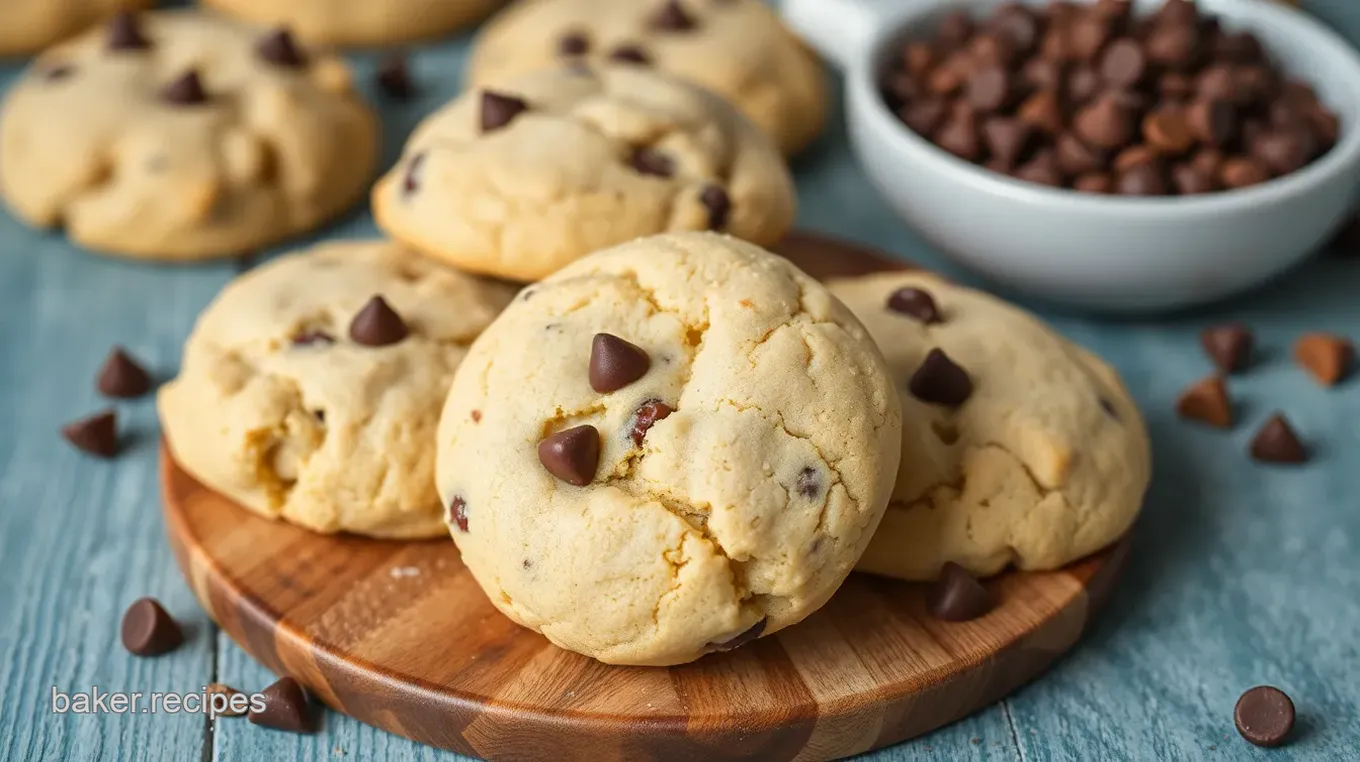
[{"x1": 160, "y1": 232, "x2": 1130, "y2": 762}]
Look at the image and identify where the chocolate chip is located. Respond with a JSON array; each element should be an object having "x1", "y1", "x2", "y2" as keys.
[
  {"x1": 901, "y1": 43, "x2": 935, "y2": 79},
  {"x1": 991, "y1": 6, "x2": 1040, "y2": 53},
  {"x1": 1215, "y1": 31, "x2": 1265, "y2": 64},
  {"x1": 1021, "y1": 58, "x2": 1063, "y2": 92},
  {"x1": 1074, "y1": 95, "x2": 1135, "y2": 150},
  {"x1": 1250, "y1": 414, "x2": 1307, "y2": 464},
  {"x1": 402, "y1": 152, "x2": 425, "y2": 196},
  {"x1": 1057, "y1": 133, "x2": 1104, "y2": 176},
  {"x1": 120, "y1": 598, "x2": 183, "y2": 656},
  {"x1": 1185, "y1": 98, "x2": 1238, "y2": 147},
  {"x1": 1171, "y1": 163, "x2": 1218, "y2": 195},
  {"x1": 106, "y1": 11, "x2": 150, "y2": 51},
  {"x1": 589, "y1": 333, "x2": 651, "y2": 393},
  {"x1": 927, "y1": 562, "x2": 994, "y2": 622},
  {"x1": 291, "y1": 329, "x2": 334, "y2": 347},
  {"x1": 97, "y1": 347, "x2": 152, "y2": 398},
  {"x1": 651, "y1": 0, "x2": 697, "y2": 31},
  {"x1": 1176, "y1": 375, "x2": 1232, "y2": 428},
  {"x1": 1069, "y1": 16, "x2": 1111, "y2": 62},
  {"x1": 1200, "y1": 323, "x2": 1253, "y2": 373},
  {"x1": 538, "y1": 425, "x2": 601, "y2": 486},
  {"x1": 1294, "y1": 333, "x2": 1354, "y2": 387},
  {"x1": 967, "y1": 66, "x2": 1013, "y2": 112},
  {"x1": 481, "y1": 91, "x2": 528, "y2": 133},
  {"x1": 62, "y1": 410, "x2": 118, "y2": 458},
  {"x1": 348, "y1": 296, "x2": 408, "y2": 347},
  {"x1": 1145, "y1": 22, "x2": 1198, "y2": 70},
  {"x1": 207, "y1": 684, "x2": 247, "y2": 716},
  {"x1": 630, "y1": 400, "x2": 673, "y2": 446},
  {"x1": 1067, "y1": 65, "x2": 1102, "y2": 105},
  {"x1": 1196, "y1": 64, "x2": 1237, "y2": 103},
  {"x1": 982, "y1": 117, "x2": 1033, "y2": 169},
  {"x1": 938, "y1": 11, "x2": 974, "y2": 47},
  {"x1": 447, "y1": 496, "x2": 469, "y2": 533},
  {"x1": 376, "y1": 54, "x2": 415, "y2": 99},
  {"x1": 700, "y1": 185, "x2": 730, "y2": 230},
  {"x1": 249, "y1": 677, "x2": 316, "y2": 733},
  {"x1": 558, "y1": 31, "x2": 590, "y2": 56},
  {"x1": 1072, "y1": 173, "x2": 1112, "y2": 193},
  {"x1": 1013, "y1": 148, "x2": 1064, "y2": 187},
  {"x1": 909, "y1": 349, "x2": 973, "y2": 407},
  {"x1": 1160, "y1": 72, "x2": 1195, "y2": 101},
  {"x1": 1251, "y1": 130, "x2": 1311, "y2": 175},
  {"x1": 1221, "y1": 157, "x2": 1270, "y2": 189},
  {"x1": 708, "y1": 618, "x2": 766, "y2": 652},
  {"x1": 1235, "y1": 686, "x2": 1295, "y2": 747},
  {"x1": 1113, "y1": 144, "x2": 1161, "y2": 173},
  {"x1": 970, "y1": 33, "x2": 1018, "y2": 67},
  {"x1": 1115, "y1": 162, "x2": 1167, "y2": 195},
  {"x1": 256, "y1": 28, "x2": 307, "y2": 68},
  {"x1": 899, "y1": 99, "x2": 947, "y2": 138},
  {"x1": 795, "y1": 467, "x2": 821, "y2": 498},
  {"x1": 936, "y1": 114, "x2": 982, "y2": 160},
  {"x1": 886, "y1": 286, "x2": 942, "y2": 323},
  {"x1": 1143, "y1": 109, "x2": 1195, "y2": 154},
  {"x1": 630, "y1": 147, "x2": 674, "y2": 177},
  {"x1": 609, "y1": 44, "x2": 651, "y2": 65},
  {"x1": 1100, "y1": 38, "x2": 1147, "y2": 88},
  {"x1": 160, "y1": 70, "x2": 208, "y2": 106}
]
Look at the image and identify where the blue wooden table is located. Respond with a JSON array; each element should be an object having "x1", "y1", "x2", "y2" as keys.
[{"x1": 3, "y1": 2, "x2": 1359, "y2": 760}]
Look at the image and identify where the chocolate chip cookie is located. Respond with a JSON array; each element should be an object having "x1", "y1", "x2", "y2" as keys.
[
  {"x1": 436, "y1": 232, "x2": 901, "y2": 665},
  {"x1": 829, "y1": 272, "x2": 1150, "y2": 580},
  {"x1": 203, "y1": 0, "x2": 500, "y2": 47},
  {"x1": 0, "y1": 1, "x2": 148, "y2": 56},
  {"x1": 158, "y1": 240, "x2": 516, "y2": 539}
]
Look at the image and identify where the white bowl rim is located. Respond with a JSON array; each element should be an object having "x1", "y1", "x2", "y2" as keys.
[{"x1": 851, "y1": 0, "x2": 1360, "y2": 218}]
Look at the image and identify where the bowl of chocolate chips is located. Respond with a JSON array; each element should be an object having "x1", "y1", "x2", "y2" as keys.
[{"x1": 784, "y1": 0, "x2": 1360, "y2": 312}]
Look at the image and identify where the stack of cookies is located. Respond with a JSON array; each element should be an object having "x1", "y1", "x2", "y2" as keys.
[{"x1": 3, "y1": 2, "x2": 1151, "y2": 666}]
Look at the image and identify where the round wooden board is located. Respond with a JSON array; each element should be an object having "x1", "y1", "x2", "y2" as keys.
[{"x1": 162, "y1": 230, "x2": 1132, "y2": 762}]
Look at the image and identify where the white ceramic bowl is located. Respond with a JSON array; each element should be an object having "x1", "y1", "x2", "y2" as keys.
[{"x1": 783, "y1": 0, "x2": 1360, "y2": 312}]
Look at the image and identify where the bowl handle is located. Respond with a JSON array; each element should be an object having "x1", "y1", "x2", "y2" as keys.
[{"x1": 781, "y1": 0, "x2": 899, "y2": 70}]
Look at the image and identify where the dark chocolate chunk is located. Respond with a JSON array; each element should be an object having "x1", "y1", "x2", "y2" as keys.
[
  {"x1": 1200, "y1": 323, "x2": 1253, "y2": 374},
  {"x1": 249, "y1": 677, "x2": 316, "y2": 733},
  {"x1": 348, "y1": 296, "x2": 408, "y2": 347},
  {"x1": 630, "y1": 147, "x2": 674, "y2": 177},
  {"x1": 256, "y1": 28, "x2": 307, "y2": 68},
  {"x1": 481, "y1": 91, "x2": 528, "y2": 133},
  {"x1": 631, "y1": 400, "x2": 673, "y2": 446},
  {"x1": 708, "y1": 618, "x2": 766, "y2": 652},
  {"x1": 589, "y1": 333, "x2": 651, "y2": 393},
  {"x1": 160, "y1": 70, "x2": 208, "y2": 105},
  {"x1": 106, "y1": 11, "x2": 150, "y2": 51},
  {"x1": 927, "y1": 562, "x2": 994, "y2": 621},
  {"x1": 886, "y1": 286, "x2": 942, "y2": 324},
  {"x1": 909, "y1": 349, "x2": 973, "y2": 407},
  {"x1": 1250, "y1": 414, "x2": 1307, "y2": 464},
  {"x1": 1235, "y1": 686, "x2": 1295, "y2": 747},
  {"x1": 98, "y1": 347, "x2": 153, "y2": 398},
  {"x1": 700, "y1": 184, "x2": 731, "y2": 230},
  {"x1": 62, "y1": 410, "x2": 118, "y2": 458},
  {"x1": 447, "y1": 496, "x2": 469, "y2": 533},
  {"x1": 120, "y1": 598, "x2": 183, "y2": 656},
  {"x1": 376, "y1": 54, "x2": 415, "y2": 99},
  {"x1": 538, "y1": 425, "x2": 601, "y2": 486}
]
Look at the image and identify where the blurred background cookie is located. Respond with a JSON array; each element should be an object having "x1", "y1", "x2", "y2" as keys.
[
  {"x1": 0, "y1": 0, "x2": 148, "y2": 57},
  {"x1": 202, "y1": 0, "x2": 502, "y2": 47}
]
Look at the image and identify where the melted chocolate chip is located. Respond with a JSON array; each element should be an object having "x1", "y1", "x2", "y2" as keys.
[
  {"x1": 886, "y1": 287, "x2": 942, "y2": 324},
  {"x1": 630, "y1": 147, "x2": 674, "y2": 177},
  {"x1": 291, "y1": 329, "x2": 335, "y2": 347},
  {"x1": 447, "y1": 496, "x2": 469, "y2": 532},
  {"x1": 795, "y1": 467, "x2": 820, "y2": 498},
  {"x1": 538, "y1": 426, "x2": 601, "y2": 486},
  {"x1": 589, "y1": 334, "x2": 651, "y2": 393},
  {"x1": 909, "y1": 349, "x2": 973, "y2": 407},
  {"x1": 481, "y1": 91, "x2": 529, "y2": 133},
  {"x1": 708, "y1": 618, "x2": 766, "y2": 652},
  {"x1": 631, "y1": 400, "x2": 673, "y2": 446}
]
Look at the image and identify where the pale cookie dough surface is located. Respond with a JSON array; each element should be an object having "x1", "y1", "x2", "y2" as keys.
[
  {"x1": 159, "y1": 240, "x2": 516, "y2": 539},
  {"x1": 0, "y1": 0, "x2": 147, "y2": 57},
  {"x1": 203, "y1": 0, "x2": 500, "y2": 47},
  {"x1": 829, "y1": 272, "x2": 1151, "y2": 581},
  {"x1": 436, "y1": 233, "x2": 901, "y2": 665},
  {"x1": 467, "y1": 0, "x2": 826, "y2": 156},
  {"x1": 0, "y1": 10, "x2": 378, "y2": 261},
  {"x1": 373, "y1": 65, "x2": 795, "y2": 283}
]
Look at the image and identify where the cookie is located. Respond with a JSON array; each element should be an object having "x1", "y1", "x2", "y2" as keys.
[
  {"x1": 0, "y1": 11, "x2": 378, "y2": 261},
  {"x1": 373, "y1": 65, "x2": 795, "y2": 283},
  {"x1": 0, "y1": 0, "x2": 148, "y2": 57},
  {"x1": 466, "y1": 0, "x2": 827, "y2": 156},
  {"x1": 158, "y1": 240, "x2": 516, "y2": 539},
  {"x1": 828, "y1": 272, "x2": 1150, "y2": 581},
  {"x1": 435, "y1": 232, "x2": 901, "y2": 665},
  {"x1": 202, "y1": 0, "x2": 500, "y2": 47}
]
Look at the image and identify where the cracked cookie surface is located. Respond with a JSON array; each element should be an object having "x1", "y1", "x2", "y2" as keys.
[
  {"x1": 436, "y1": 232, "x2": 900, "y2": 665},
  {"x1": 372, "y1": 65, "x2": 795, "y2": 283},
  {"x1": 0, "y1": 10, "x2": 378, "y2": 261},
  {"x1": 158, "y1": 240, "x2": 516, "y2": 539},
  {"x1": 829, "y1": 272, "x2": 1151, "y2": 581},
  {"x1": 203, "y1": 0, "x2": 499, "y2": 47},
  {"x1": 0, "y1": 0, "x2": 148, "y2": 56},
  {"x1": 466, "y1": 0, "x2": 827, "y2": 156}
]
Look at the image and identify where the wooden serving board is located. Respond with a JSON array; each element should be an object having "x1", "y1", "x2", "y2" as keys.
[{"x1": 162, "y1": 231, "x2": 1132, "y2": 762}]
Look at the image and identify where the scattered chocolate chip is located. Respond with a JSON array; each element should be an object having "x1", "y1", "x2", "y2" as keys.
[
  {"x1": 589, "y1": 333, "x2": 651, "y2": 393},
  {"x1": 106, "y1": 11, "x2": 150, "y2": 51},
  {"x1": 927, "y1": 562, "x2": 994, "y2": 622},
  {"x1": 795, "y1": 467, "x2": 821, "y2": 498},
  {"x1": 1235, "y1": 686, "x2": 1295, "y2": 747},
  {"x1": 120, "y1": 598, "x2": 183, "y2": 656},
  {"x1": 631, "y1": 400, "x2": 673, "y2": 446},
  {"x1": 256, "y1": 28, "x2": 307, "y2": 68},
  {"x1": 886, "y1": 286, "x2": 942, "y2": 324},
  {"x1": 651, "y1": 0, "x2": 697, "y2": 31},
  {"x1": 1176, "y1": 375, "x2": 1232, "y2": 428},
  {"x1": 1250, "y1": 414, "x2": 1307, "y2": 464},
  {"x1": 538, "y1": 425, "x2": 601, "y2": 486},
  {"x1": 97, "y1": 346, "x2": 152, "y2": 398},
  {"x1": 481, "y1": 91, "x2": 528, "y2": 133},
  {"x1": 708, "y1": 618, "x2": 766, "y2": 652},
  {"x1": 62, "y1": 410, "x2": 118, "y2": 458},
  {"x1": 558, "y1": 31, "x2": 590, "y2": 56},
  {"x1": 1294, "y1": 333, "x2": 1354, "y2": 387},
  {"x1": 376, "y1": 54, "x2": 415, "y2": 99},
  {"x1": 909, "y1": 349, "x2": 973, "y2": 408},
  {"x1": 609, "y1": 44, "x2": 651, "y2": 65},
  {"x1": 348, "y1": 296, "x2": 408, "y2": 347},
  {"x1": 630, "y1": 147, "x2": 673, "y2": 178},
  {"x1": 249, "y1": 677, "x2": 316, "y2": 734},
  {"x1": 207, "y1": 684, "x2": 248, "y2": 717},
  {"x1": 447, "y1": 496, "x2": 469, "y2": 533},
  {"x1": 1200, "y1": 323, "x2": 1253, "y2": 374},
  {"x1": 160, "y1": 70, "x2": 208, "y2": 106},
  {"x1": 700, "y1": 185, "x2": 731, "y2": 230},
  {"x1": 291, "y1": 329, "x2": 335, "y2": 347}
]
